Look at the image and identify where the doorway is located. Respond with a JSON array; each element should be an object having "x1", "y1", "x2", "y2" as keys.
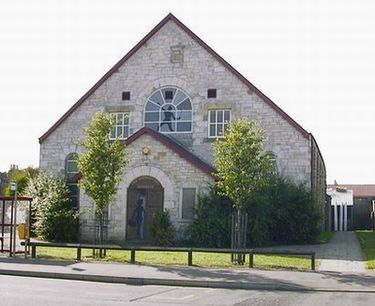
[{"x1": 126, "y1": 176, "x2": 164, "y2": 241}]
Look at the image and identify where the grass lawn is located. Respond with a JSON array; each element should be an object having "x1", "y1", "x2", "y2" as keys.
[
  {"x1": 316, "y1": 231, "x2": 335, "y2": 244},
  {"x1": 36, "y1": 246, "x2": 313, "y2": 271},
  {"x1": 356, "y1": 230, "x2": 375, "y2": 269}
]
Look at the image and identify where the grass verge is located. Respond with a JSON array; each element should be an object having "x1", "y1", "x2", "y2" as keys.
[
  {"x1": 356, "y1": 230, "x2": 375, "y2": 269},
  {"x1": 36, "y1": 246, "x2": 313, "y2": 271}
]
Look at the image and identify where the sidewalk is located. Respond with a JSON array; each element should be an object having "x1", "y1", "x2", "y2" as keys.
[
  {"x1": 256, "y1": 231, "x2": 366, "y2": 273},
  {"x1": 1, "y1": 256, "x2": 375, "y2": 292}
]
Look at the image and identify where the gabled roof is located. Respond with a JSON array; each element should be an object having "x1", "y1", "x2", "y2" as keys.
[
  {"x1": 126, "y1": 127, "x2": 216, "y2": 178},
  {"x1": 327, "y1": 184, "x2": 375, "y2": 198},
  {"x1": 39, "y1": 13, "x2": 310, "y2": 143},
  {"x1": 72, "y1": 127, "x2": 216, "y2": 182}
]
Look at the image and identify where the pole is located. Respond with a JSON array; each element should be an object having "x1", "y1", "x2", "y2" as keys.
[{"x1": 11, "y1": 183, "x2": 18, "y2": 257}]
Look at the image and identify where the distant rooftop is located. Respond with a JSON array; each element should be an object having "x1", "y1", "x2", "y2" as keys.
[{"x1": 327, "y1": 184, "x2": 375, "y2": 198}]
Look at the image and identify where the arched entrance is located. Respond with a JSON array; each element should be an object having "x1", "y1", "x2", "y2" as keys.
[{"x1": 126, "y1": 176, "x2": 164, "y2": 241}]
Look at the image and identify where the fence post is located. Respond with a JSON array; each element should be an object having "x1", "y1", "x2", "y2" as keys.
[
  {"x1": 188, "y1": 248, "x2": 193, "y2": 266},
  {"x1": 31, "y1": 245, "x2": 36, "y2": 258},
  {"x1": 249, "y1": 252, "x2": 254, "y2": 268},
  {"x1": 130, "y1": 248, "x2": 135, "y2": 264},
  {"x1": 77, "y1": 245, "x2": 82, "y2": 261},
  {"x1": 311, "y1": 253, "x2": 315, "y2": 271}
]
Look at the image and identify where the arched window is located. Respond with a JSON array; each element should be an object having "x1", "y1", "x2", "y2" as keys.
[
  {"x1": 65, "y1": 153, "x2": 79, "y2": 209},
  {"x1": 144, "y1": 87, "x2": 192, "y2": 133}
]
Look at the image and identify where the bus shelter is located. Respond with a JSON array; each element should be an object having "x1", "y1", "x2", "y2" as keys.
[{"x1": 0, "y1": 196, "x2": 32, "y2": 256}]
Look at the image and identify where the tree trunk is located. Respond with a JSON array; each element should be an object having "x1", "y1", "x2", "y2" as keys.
[
  {"x1": 99, "y1": 215, "x2": 103, "y2": 258},
  {"x1": 231, "y1": 209, "x2": 248, "y2": 264},
  {"x1": 93, "y1": 210, "x2": 106, "y2": 258}
]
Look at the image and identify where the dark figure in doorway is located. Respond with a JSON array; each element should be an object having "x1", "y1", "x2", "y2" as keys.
[
  {"x1": 158, "y1": 106, "x2": 179, "y2": 132},
  {"x1": 133, "y1": 199, "x2": 146, "y2": 240}
]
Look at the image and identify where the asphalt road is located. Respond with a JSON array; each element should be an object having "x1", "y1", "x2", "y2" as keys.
[{"x1": 1, "y1": 275, "x2": 375, "y2": 305}]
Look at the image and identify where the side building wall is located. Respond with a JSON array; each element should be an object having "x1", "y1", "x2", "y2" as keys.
[{"x1": 310, "y1": 134, "x2": 327, "y2": 231}]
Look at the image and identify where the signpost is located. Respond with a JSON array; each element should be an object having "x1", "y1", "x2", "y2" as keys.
[{"x1": 10, "y1": 182, "x2": 17, "y2": 257}]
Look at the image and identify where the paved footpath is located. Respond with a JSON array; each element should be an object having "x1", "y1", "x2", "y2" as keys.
[
  {"x1": 257, "y1": 231, "x2": 366, "y2": 273},
  {"x1": 318, "y1": 231, "x2": 366, "y2": 273}
]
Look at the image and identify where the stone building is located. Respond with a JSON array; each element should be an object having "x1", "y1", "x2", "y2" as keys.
[{"x1": 39, "y1": 14, "x2": 326, "y2": 242}]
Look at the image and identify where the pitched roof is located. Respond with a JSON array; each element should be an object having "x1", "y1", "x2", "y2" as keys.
[
  {"x1": 126, "y1": 127, "x2": 216, "y2": 178},
  {"x1": 39, "y1": 13, "x2": 310, "y2": 143},
  {"x1": 72, "y1": 127, "x2": 216, "y2": 182},
  {"x1": 327, "y1": 184, "x2": 375, "y2": 198}
]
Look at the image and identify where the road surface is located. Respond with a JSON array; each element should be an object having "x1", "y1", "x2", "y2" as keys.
[{"x1": 0, "y1": 275, "x2": 374, "y2": 305}]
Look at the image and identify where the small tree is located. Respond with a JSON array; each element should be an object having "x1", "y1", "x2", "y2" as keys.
[
  {"x1": 215, "y1": 119, "x2": 273, "y2": 261},
  {"x1": 25, "y1": 172, "x2": 79, "y2": 241},
  {"x1": 78, "y1": 112, "x2": 129, "y2": 246}
]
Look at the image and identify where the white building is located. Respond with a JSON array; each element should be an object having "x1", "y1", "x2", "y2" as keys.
[{"x1": 327, "y1": 187, "x2": 353, "y2": 231}]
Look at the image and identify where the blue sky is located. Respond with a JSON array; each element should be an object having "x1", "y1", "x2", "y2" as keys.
[{"x1": 0, "y1": 0, "x2": 374, "y2": 183}]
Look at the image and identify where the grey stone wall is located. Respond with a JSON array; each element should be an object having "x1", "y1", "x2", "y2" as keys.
[
  {"x1": 39, "y1": 19, "x2": 317, "y2": 241},
  {"x1": 310, "y1": 135, "x2": 327, "y2": 231},
  {"x1": 79, "y1": 134, "x2": 214, "y2": 242},
  {"x1": 40, "y1": 20, "x2": 311, "y2": 183}
]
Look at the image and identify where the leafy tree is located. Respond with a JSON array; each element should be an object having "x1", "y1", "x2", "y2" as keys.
[
  {"x1": 25, "y1": 172, "x2": 79, "y2": 241},
  {"x1": 215, "y1": 119, "x2": 273, "y2": 210},
  {"x1": 78, "y1": 112, "x2": 129, "y2": 245},
  {"x1": 214, "y1": 119, "x2": 273, "y2": 258}
]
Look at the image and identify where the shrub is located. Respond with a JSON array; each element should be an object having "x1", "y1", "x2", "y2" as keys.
[
  {"x1": 150, "y1": 210, "x2": 175, "y2": 246},
  {"x1": 244, "y1": 189, "x2": 273, "y2": 246},
  {"x1": 186, "y1": 188, "x2": 233, "y2": 248},
  {"x1": 267, "y1": 175, "x2": 321, "y2": 244},
  {"x1": 186, "y1": 177, "x2": 321, "y2": 248},
  {"x1": 244, "y1": 174, "x2": 321, "y2": 246},
  {"x1": 24, "y1": 173, "x2": 79, "y2": 242}
]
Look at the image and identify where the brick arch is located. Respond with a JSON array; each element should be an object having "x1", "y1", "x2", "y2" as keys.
[{"x1": 119, "y1": 165, "x2": 175, "y2": 211}]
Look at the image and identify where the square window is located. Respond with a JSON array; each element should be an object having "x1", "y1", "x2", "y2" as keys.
[
  {"x1": 207, "y1": 89, "x2": 217, "y2": 98},
  {"x1": 208, "y1": 109, "x2": 231, "y2": 138},
  {"x1": 165, "y1": 91, "x2": 173, "y2": 100},
  {"x1": 109, "y1": 112, "x2": 129, "y2": 140},
  {"x1": 122, "y1": 91, "x2": 130, "y2": 100}
]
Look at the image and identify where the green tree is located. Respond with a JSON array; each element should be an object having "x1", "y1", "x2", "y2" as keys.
[
  {"x1": 25, "y1": 172, "x2": 79, "y2": 241},
  {"x1": 215, "y1": 119, "x2": 273, "y2": 210},
  {"x1": 78, "y1": 112, "x2": 129, "y2": 245},
  {"x1": 215, "y1": 119, "x2": 273, "y2": 259}
]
